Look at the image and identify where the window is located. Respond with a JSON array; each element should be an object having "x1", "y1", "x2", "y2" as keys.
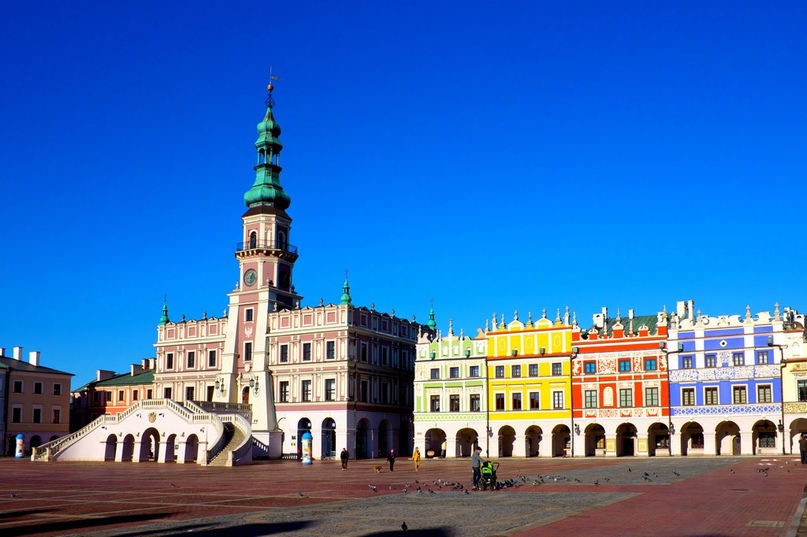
[
  {"x1": 690, "y1": 434, "x2": 704, "y2": 449},
  {"x1": 733, "y1": 352, "x2": 745, "y2": 366},
  {"x1": 185, "y1": 386, "x2": 194, "y2": 401},
  {"x1": 12, "y1": 407, "x2": 21, "y2": 423},
  {"x1": 301, "y1": 380, "x2": 311, "y2": 402},
  {"x1": 644, "y1": 358, "x2": 657, "y2": 371},
  {"x1": 529, "y1": 392, "x2": 540, "y2": 409},
  {"x1": 470, "y1": 365, "x2": 480, "y2": 377},
  {"x1": 512, "y1": 392, "x2": 522, "y2": 410},
  {"x1": 33, "y1": 407, "x2": 42, "y2": 423},
  {"x1": 681, "y1": 356, "x2": 693, "y2": 369},
  {"x1": 529, "y1": 364, "x2": 539, "y2": 377},
  {"x1": 187, "y1": 351, "x2": 195, "y2": 368},
  {"x1": 280, "y1": 345, "x2": 288, "y2": 363},
  {"x1": 799, "y1": 380, "x2": 807, "y2": 402},
  {"x1": 361, "y1": 343, "x2": 368, "y2": 362},
  {"x1": 93, "y1": 391, "x2": 100, "y2": 403},
  {"x1": 552, "y1": 391, "x2": 564, "y2": 409},
  {"x1": 618, "y1": 359, "x2": 631, "y2": 372},
  {"x1": 682, "y1": 388, "x2": 695, "y2": 406},
  {"x1": 512, "y1": 365, "x2": 521, "y2": 378},
  {"x1": 325, "y1": 379, "x2": 336, "y2": 401},
  {"x1": 245, "y1": 309, "x2": 254, "y2": 322},
  {"x1": 470, "y1": 394, "x2": 481, "y2": 412},
  {"x1": 52, "y1": 408, "x2": 61, "y2": 424},
  {"x1": 450, "y1": 367, "x2": 460, "y2": 378},
  {"x1": 166, "y1": 353, "x2": 174, "y2": 369},
  {"x1": 585, "y1": 390, "x2": 597, "y2": 408},
  {"x1": 757, "y1": 351, "x2": 770, "y2": 365},
  {"x1": 584, "y1": 361, "x2": 596, "y2": 374},
  {"x1": 430, "y1": 395, "x2": 440, "y2": 412},
  {"x1": 705, "y1": 387, "x2": 718, "y2": 405},
  {"x1": 279, "y1": 381, "x2": 289, "y2": 402},
  {"x1": 759, "y1": 432, "x2": 776, "y2": 448},
  {"x1": 34, "y1": 382, "x2": 43, "y2": 394},
  {"x1": 381, "y1": 347, "x2": 389, "y2": 365},
  {"x1": 551, "y1": 363, "x2": 562, "y2": 376},
  {"x1": 430, "y1": 368, "x2": 440, "y2": 380},
  {"x1": 244, "y1": 342, "x2": 253, "y2": 362},
  {"x1": 495, "y1": 366, "x2": 505, "y2": 378},
  {"x1": 107, "y1": 391, "x2": 113, "y2": 402},
  {"x1": 450, "y1": 394, "x2": 460, "y2": 412},
  {"x1": 758, "y1": 385, "x2": 772, "y2": 403},
  {"x1": 326, "y1": 341, "x2": 335, "y2": 360},
  {"x1": 13, "y1": 380, "x2": 23, "y2": 393},
  {"x1": 147, "y1": 389, "x2": 153, "y2": 399},
  {"x1": 645, "y1": 387, "x2": 659, "y2": 406},
  {"x1": 733, "y1": 386, "x2": 747, "y2": 404},
  {"x1": 360, "y1": 380, "x2": 368, "y2": 402},
  {"x1": 705, "y1": 354, "x2": 717, "y2": 368},
  {"x1": 303, "y1": 343, "x2": 311, "y2": 362},
  {"x1": 619, "y1": 388, "x2": 633, "y2": 407},
  {"x1": 164, "y1": 387, "x2": 172, "y2": 399},
  {"x1": 133, "y1": 390, "x2": 139, "y2": 401},
  {"x1": 495, "y1": 393, "x2": 505, "y2": 410},
  {"x1": 119, "y1": 390, "x2": 125, "y2": 401},
  {"x1": 208, "y1": 350, "x2": 217, "y2": 367}
]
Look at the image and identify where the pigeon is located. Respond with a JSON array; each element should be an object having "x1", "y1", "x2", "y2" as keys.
[
  {"x1": 628, "y1": 467, "x2": 632, "y2": 472},
  {"x1": 401, "y1": 521, "x2": 408, "y2": 531},
  {"x1": 9, "y1": 493, "x2": 17, "y2": 498},
  {"x1": 368, "y1": 485, "x2": 377, "y2": 492},
  {"x1": 297, "y1": 492, "x2": 306, "y2": 498}
]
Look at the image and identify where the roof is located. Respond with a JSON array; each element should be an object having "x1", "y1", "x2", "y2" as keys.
[
  {"x1": 73, "y1": 369, "x2": 155, "y2": 392},
  {"x1": 0, "y1": 355, "x2": 73, "y2": 376}
]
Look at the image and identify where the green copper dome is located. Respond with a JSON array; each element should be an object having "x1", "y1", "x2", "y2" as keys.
[
  {"x1": 244, "y1": 95, "x2": 291, "y2": 209},
  {"x1": 427, "y1": 307, "x2": 437, "y2": 331},
  {"x1": 340, "y1": 279, "x2": 352, "y2": 305},
  {"x1": 159, "y1": 303, "x2": 170, "y2": 326}
]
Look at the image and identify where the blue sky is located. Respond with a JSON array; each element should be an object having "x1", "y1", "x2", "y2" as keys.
[{"x1": 2, "y1": 2, "x2": 806, "y2": 388}]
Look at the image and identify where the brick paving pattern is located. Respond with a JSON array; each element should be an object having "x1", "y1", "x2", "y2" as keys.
[{"x1": 0, "y1": 455, "x2": 805, "y2": 536}]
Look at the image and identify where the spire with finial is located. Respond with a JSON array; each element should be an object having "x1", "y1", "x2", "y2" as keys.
[
  {"x1": 244, "y1": 70, "x2": 291, "y2": 209},
  {"x1": 527, "y1": 311, "x2": 533, "y2": 328},
  {"x1": 745, "y1": 305, "x2": 752, "y2": 320},
  {"x1": 159, "y1": 295, "x2": 170, "y2": 325},
  {"x1": 775, "y1": 302, "x2": 781, "y2": 321},
  {"x1": 555, "y1": 308, "x2": 561, "y2": 324},
  {"x1": 427, "y1": 300, "x2": 437, "y2": 331},
  {"x1": 340, "y1": 271, "x2": 352, "y2": 305},
  {"x1": 448, "y1": 318, "x2": 454, "y2": 336}
]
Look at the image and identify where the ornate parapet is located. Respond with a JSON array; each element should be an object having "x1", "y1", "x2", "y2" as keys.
[{"x1": 581, "y1": 407, "x2": 664, "y2": 419}]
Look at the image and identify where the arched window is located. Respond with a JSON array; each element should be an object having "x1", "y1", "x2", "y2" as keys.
[{"x1": 249, "y1": 231, "x2": 257, "y2": 249}]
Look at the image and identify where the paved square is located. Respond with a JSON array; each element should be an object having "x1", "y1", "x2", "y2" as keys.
[{"x1": 1, "y1": 455, "x2": 805, "y2": 536}]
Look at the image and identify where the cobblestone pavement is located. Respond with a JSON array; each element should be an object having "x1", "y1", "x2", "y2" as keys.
[{"x1": 1, "y1": 455, "x2": 805, "y2": 536}]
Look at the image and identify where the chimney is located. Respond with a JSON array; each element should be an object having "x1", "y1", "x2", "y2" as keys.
[
  {"x1": 13, "y1": 346, "x2": 22, "y2": 360},
  {"x1": 149, "y1": 358, "x2": 156, "y2": 370},
  {"x1": 688, "y1": 300, "x2": 695, "y2": 320},
  {"x1": 0, "y1": 347, "x2": 5, "y2": 357},
  {"x1": 29, "y1": 351, "x2": 40, "y2": 367},
  {"x1": 96, "y1": 369, "x2": 116, "y2": 381},
  {"x1": 676, "y1": 301, "x2": 686, "y2": 318},
  {"x1": 130, "y1": 363, "x2": 143, "y2": 376},
  {"x1": 628, "y1": 309, "x2": 634, "y2": 320}
]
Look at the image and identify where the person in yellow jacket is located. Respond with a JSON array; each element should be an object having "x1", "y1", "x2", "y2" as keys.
[{"x1": 413, "y1": 447, "x2": 421, "y2": 472}]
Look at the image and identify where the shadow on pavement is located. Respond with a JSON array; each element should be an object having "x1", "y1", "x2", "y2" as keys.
[
  {"x1": 0, "y1": 508, "x2": 56, "y2": 520},
  {"x1": 120, "y1": 521, "x2": 314, "y2": 536},
  {"x1": 3, "y1": 512, "x2": 174, "y2": 537}
]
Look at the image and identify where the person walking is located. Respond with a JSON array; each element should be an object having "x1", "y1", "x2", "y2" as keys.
[
  {"x1": 340, "y1": 447, "x2": 349, "y2": 470},
  {"x1": 800, "y1": 434, "x2": 807, "y2": 464},
  {"x1": 441, "y1": 440, "x2": 447, "y2": 458},
  {"x1": 471, "y1": 446, "x2": 484, "y2": 490},
  {"x1": 387, "y1": 449, "x2": 396, "y2": 472},
  {"x1": 413, "y1": 447, "x2": 421, "y2": 472}
]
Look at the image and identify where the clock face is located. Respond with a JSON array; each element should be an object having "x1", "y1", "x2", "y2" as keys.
[{"x1": 244, "y1": 269, "x2": 257, "y2": 287}]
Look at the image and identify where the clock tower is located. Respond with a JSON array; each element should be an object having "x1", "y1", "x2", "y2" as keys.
[{"x1": 218, "y1": 82, "x2": 299, "y2": 446}]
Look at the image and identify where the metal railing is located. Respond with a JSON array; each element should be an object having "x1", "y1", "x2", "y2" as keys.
[{"x1": 236, "y1": 240, "x2": 297, "y2": 254}]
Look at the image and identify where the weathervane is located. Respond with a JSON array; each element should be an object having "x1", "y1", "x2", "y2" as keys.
[{"x1": 266, "y1": 66, "x2": 279, "y2": 107}]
